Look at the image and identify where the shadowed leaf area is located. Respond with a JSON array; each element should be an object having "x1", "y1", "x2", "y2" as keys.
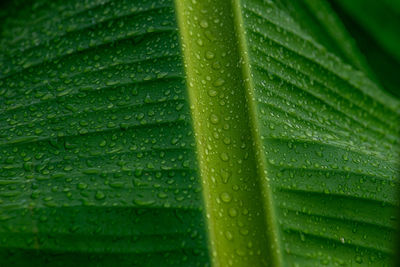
[{"x1": 0, "y1": 0, "x2": 399, "y2": 266}]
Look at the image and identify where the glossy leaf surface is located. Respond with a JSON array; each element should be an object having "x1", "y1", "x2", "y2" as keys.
[{"x1": 0, "y1": 0, "x2": 399, "y2": 266}]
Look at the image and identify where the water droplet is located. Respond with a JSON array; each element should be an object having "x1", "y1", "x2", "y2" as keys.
[
  {"x1": 228, "y1": 207, "x2": 238, "y2": 217},
  {"x1": 223, "y1": 137, "x2": 231, "y2": 145},
  {"x1": 213, "y1": 78, "x2": 225, "y2": 87},
  {"x1": 240, "y1": 228, "x2": 249, "y2": 235},
  {"x1": 220, "y1": 192, "x2": 231, "y2": 203},
  {"x1": 196, "y1": 38, "x2": 204, "y2": 46},
  {"x1": 205, "y1": 51, "x2": 215, "y2": 59},
  {"x1": 220, "y1": 152, "x2": 229, "y2": 161},
  {"x1": 236, "y1": 248, "x2": 246, "y2": 256},
  {"x1": 200, "y1": 20, "x2": 209, "y2": 28},
  {"x1": 220, "y1": 169, "x2": 231, "y2": 183},
  {"x1": 77, "y1": 183, "x2": 88, "y2": 190},
  {"x1": 95, "y1": 191, "x2": 105, "y2": 200},
  {"x1": 208, "y1": 89, "x2": 217, "y2": 97},
  {"x1": 224, "y1": 231, "x2": 233, "y2": 240},
  {"x1": 210, "y1": 114, "x2": 219, "y2": 124},
  {"x1": 158, "y1": 192, "x2": 168, "y2": 199}
]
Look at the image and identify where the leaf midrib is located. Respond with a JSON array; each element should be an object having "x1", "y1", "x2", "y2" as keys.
[{"x1": 175, "y1": 0, "x2": 281, "y2": 266}]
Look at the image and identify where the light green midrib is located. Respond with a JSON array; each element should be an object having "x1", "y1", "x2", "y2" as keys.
[
  {"x1": 174, "y1": 0, "x2": 281, "y2": 266},
  {"x1": 231, "y1": 1, "x2": 282, "y2": 266}
]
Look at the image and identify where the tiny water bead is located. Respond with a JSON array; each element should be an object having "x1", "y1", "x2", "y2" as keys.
[
  {"x1": 220, "y1": 192, "x2": 231, "y2": 203},
  {"x1": 205, "y1": 51, "x2": 215, "y2": 59},
  {"x1": 200, "y1": 20, "x2": 209, "y2": 28},
  {"x1": 208, "y1": 89, "x2": 218, "y2": 97},
  {"x1": 224, "y1": 230, "x2": 233, "y2": 240},
  {"x1": 210, "y1": 114, "x2": 219, "y2": 124},
  {"x1": 213, "y1": 78, "x2": 225, "y2": 87},
  {"x1": 228, "y1": 207, "x2": 238, "y2": 217},
  {"x1": 220, "y1": 152, "x2": 229, "y2": 162},
  {"x1": 95, "y1": 191, "x2": 105, "y2": 200}
]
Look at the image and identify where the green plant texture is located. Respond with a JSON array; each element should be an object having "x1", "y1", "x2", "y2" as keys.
[{"x1": 0, "y1": 0, "x2": 399, "y2": 266}]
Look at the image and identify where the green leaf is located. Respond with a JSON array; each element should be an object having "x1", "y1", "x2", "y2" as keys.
[
  {"x1": 0, "y1": 1, "x2": 209, "y2": 266},
  {"x1": 1, "y1": 0, "x2": 399, "y2": 266},
  {"x1": 329, "y1": 0, "x2": 400, "y2": 98},
  {"x1": 276, "y1": 0, "x2": 373, "y2": 77},
  {"x1": 331, "y1": 0, "x2": 400, "y2": 64},
  {"x1": 238, "y1": 1, "x2": 399, "y2": 265}
]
